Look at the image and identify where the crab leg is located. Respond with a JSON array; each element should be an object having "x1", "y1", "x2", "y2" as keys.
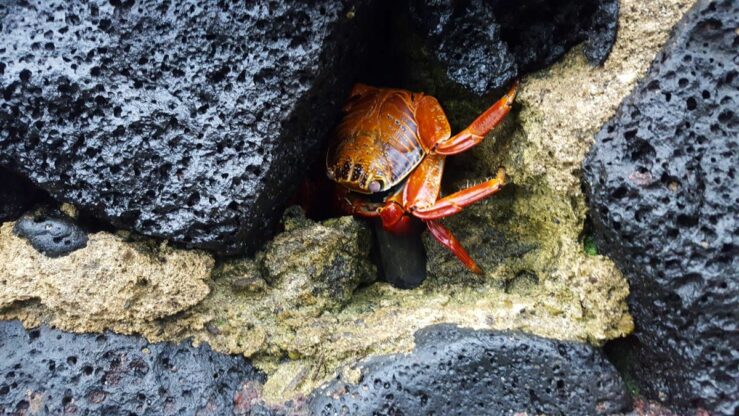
[
  {"x1": 426, "y1": 220, "x2": 482, "y2": 274},
  {"x1": 413, "y1": 168, "x2": 506, "y2": 220},
  {"x1": 433, "y1": 82, "x2": 518, "y2": 155}
]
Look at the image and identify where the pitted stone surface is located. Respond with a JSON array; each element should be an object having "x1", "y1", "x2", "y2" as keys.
[
  {"x1": 0, "y1": 320, "x2": 265, "y2": 415},
  {"x1": 407, "y1": 0, "x2": 619, "y2": 95},
  {"x1": 13, "y1": 209, "x2": 87, "y2": 257},
  {"x1": 0, "y1": 0, "x2": 375, "y2": 255},
  {"x1": 583, "y1": 0, "x2": 738, "y2": 414},
  {"x1": 309, "y1": 324, "x2": 631, "y2": 415}
]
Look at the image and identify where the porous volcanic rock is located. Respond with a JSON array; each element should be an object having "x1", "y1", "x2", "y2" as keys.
[
  {"x1": 13, "y1": 209, "x2": 88, "y2": 257},
  {"x1": 0, "y1": 0, "x2": 376, "y2": 255},
  {"x1": 583, "y1": 0, "x2": 738, "y2": 414},
  {"x1": 310, "y1": 324, "x2": 631, "y2": 415},
  {"x1": 405, "y1": 0, "x2": 619, "y2": 95},
  {"x1": 0, "y1": 0, "x2": 695, "y2": 405},
  {"x1": 0, "y1": 320, "x2": 266, "y2": 415}
]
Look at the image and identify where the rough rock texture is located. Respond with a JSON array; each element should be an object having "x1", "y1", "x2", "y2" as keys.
[
  {"x1": 310, "y1": 324, "x2": 631, "y2": 415},
  {"x1": 0, "y1": 0, "x2": 694, "y2": 406},
  {"x1": 628, "y1": 399, "x2": 711, "y2": 416},
  {"x1": 0, "y1": 221, "x2": 213, "y2": 331},
  {"x1": 0, "y1": 167, "x2": 46, "y2": 223},
  {"x1": 405, "y1": 0, "x2": 619, "y2": 95},
  {"x1": 0, "y1": 320, "x2": 266, "y2": 415},
  {"x1": 13, "y1": 209, "x2": 88, "y2": 257},
  {"x1": 583, "y1": 0, "x2": 738, "y2": 414},
  {"x1": 0, "y1": 0, "x2": 376, "y2": 255},
  {"x1": 0, "y1": 212, "x2": 377, "y2": 402}
]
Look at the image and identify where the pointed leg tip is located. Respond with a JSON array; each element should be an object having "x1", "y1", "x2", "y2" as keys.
[
  {"x1": 496, "y1": 166, "x2": 507, "y2": 184},
  {"x1": 508, "y1": 80, "x2": 519, "y2": 99}
]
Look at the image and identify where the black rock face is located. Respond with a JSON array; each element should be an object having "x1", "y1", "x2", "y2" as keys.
[
  {"x1": 0, "y1": 320, "x2": 265, "y2": 415},
  {"x1": 13, "y1": 209, "x2": 88, "y2": 257},
  {"x1": 407, "y1": 0, "x2": 619, "y2": 95},
  {"x1": 583, "y1": 0, "x2": 738, "y2": 414},
  {"x1": 0, "y1": 167, "x2": 46, "y2": 223},
  {"x1": 0, "y1": 0, "x2": 376, "y2": 255},
  {"x1": 309, "y1": 324, "x2": 631, "y2": 415}
]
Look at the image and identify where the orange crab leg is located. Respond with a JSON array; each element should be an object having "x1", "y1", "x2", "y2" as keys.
[
  {"x1": 426, "y1": 220, "x2": 482, "y2": 274},
  {"x1": 413, "y1": 168, "x2": 506, "y2": 220},
  {"x1": 403, "y1": 154, "x2": 445, "y2": 209},
  {"x1": 433, "y1": 82, "x2": 518, "y2": 155}
]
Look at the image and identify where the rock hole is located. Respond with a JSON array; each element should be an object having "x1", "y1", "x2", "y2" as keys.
[
  {"x1": 187, "y1": 192, "x2": 200, "y2": 206},
  {"x1": 676, "y1": 214, "x2": 699, "y2": 227},
  {"x1": 19, "y1": 69, "x2": 32, "y2": 82},
  {"x1": 686, "y1": 97, "x2": 697, "y2": 111},
  {"x1": 610, "y1": 186, "x2": 628, "y2": 199}
]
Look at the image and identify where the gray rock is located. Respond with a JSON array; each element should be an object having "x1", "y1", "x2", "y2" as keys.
[
  {"x1": 406, "y1": 0, "x2": 619, "y2": 95},
  {"x1": 309, "y1": 324, "x2": 631, "y2": 415},
  {"x1": 12, "y1": 209, "x2": 87, "y2": 257},
  {"x1": 0, "y1": 0, "x2": 376, "y2": 255},
  {"x1": 583, "y1": 0, "x2": 738, "y2": 414},
  {"x1": 0, "y1": 320, "x2": 266, "y2": 415}
]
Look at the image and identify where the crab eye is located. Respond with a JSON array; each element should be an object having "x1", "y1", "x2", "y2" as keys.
[{"x1": 368, "y1": 180, "x2": 383, "y2": 193}]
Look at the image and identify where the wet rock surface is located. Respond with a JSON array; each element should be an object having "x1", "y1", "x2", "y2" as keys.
[
  {"x1": 405, "y1": 0, "x2": 619, "y2": 95},
  {"x1": 0, "y1": 0, "x2": 695, "y2": 404},
  {"x1": 583, "y1": 0, "x2": 738, "y2": 414},
  {"x1": 0, "y1": 320, "x2": 265, "y2": 415},
  {"x1": 0, "y1": 0, "x2": 375, "y2": 255},
  {"x1": 13, "y1": 209, "x2": 87, "y2": 257},
  {"x1": 310, "y1": 324, "x2": 631, "y2": 415},
  {"x1": 0, "y1": 0, "x2": 697, "y2": 408}
]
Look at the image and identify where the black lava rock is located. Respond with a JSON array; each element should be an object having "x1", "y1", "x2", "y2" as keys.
[
  {"x1": 374, "y1": 221, "x2": 427, "y2": 289},
  {"x1": 0, "y1": 0, "x2": 376, "y2": 255},
  {"x1": 583, "y1": 0, "x2": 738, "y2": 414},
  {"x1": 309, "y1": 324, "x2": 631, "y2": 415},
  {"x1": 12, "y1": 209, "x2": 88, "y2": 257},
  {"x1": 0, "y1": 320, "x2": 266, "y2": 415},
  {"x1": 407, "y1": 0, "x2": 619, "y2": 95},
  {"x1": 0, "y1": 167, "x2": 46, "y2": 223}
]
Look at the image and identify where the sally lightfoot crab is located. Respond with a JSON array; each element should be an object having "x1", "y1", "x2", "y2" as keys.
[{"x1": 326, "y1": 82, "x2": 518, "y2": 273}]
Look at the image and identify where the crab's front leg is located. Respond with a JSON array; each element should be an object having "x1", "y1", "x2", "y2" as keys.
[
  {"x1": 412, "y1": 167, "x2": 506, "y2": 220},
  {"x1": 415, "y1": 81, "x2": 518, "y2": 155},
  {"x1": 401, "y1": 154, "x2": 483, "y2": 274}
]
